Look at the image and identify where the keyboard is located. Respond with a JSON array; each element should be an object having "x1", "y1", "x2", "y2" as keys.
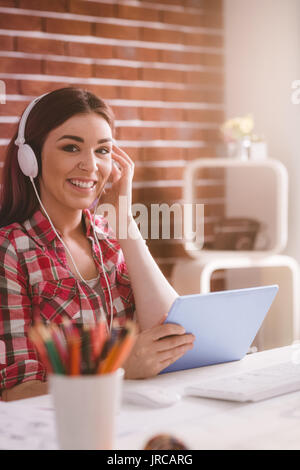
[{"x1": 185, "y1": 361, "x2": 300, "y2": 402}]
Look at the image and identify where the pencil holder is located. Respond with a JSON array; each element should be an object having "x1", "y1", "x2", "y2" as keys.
[{"x1": 49, "y1": 368, "x2": 124, "y2": 450}]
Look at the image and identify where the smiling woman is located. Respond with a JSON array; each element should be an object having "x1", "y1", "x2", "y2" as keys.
[{"x1": 0, "y1": 87, "x2": 195, "y2": 401}]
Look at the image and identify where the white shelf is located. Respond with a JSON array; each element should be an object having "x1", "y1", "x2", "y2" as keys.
[
  {"x1": 171, "y1": 255, "x2": 300, "y2": 351},
  {"x1": 184, "y1": 158, "x2": 288, "y2": 256}
]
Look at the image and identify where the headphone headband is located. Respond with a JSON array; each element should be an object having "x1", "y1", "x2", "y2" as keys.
[
  {"x1": 14, "y1": 93, "x2": 49, "y2": 177},
  {"x1": 15, "y1": 93, "x2": 48, "y2": 147}
]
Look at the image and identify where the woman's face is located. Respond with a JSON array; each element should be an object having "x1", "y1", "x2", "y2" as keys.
[{"x1": 39, "y1": 113, "x2": 113, "y2": 213}]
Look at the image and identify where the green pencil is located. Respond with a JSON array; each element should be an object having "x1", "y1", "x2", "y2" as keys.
[{"x1": 38, "y1": 324, "x2": 66, "y2": 374}]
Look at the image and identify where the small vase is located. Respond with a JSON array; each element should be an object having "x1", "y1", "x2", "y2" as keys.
[{"x1": 237, "y1": 137, "x2": 251, "y2": 161}]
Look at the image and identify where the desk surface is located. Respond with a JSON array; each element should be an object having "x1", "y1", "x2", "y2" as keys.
[{"x1": 1, "y1": 345, "x2": 300, "y2": 450}]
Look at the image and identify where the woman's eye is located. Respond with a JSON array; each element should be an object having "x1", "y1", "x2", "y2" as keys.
[
  {"x1": 96, "y1": 147, "x2": 111, "y2": 155},
  {"x1": 62, "y1": 144, "x2": 78, "y2": 153}
]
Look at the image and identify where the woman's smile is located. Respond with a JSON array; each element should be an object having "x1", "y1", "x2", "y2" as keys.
[{"x1": 67, "y1": 178, "x2": 98, "y2": 192}]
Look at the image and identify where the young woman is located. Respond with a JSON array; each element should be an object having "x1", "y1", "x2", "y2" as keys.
[{"x1": 0, "y1": 87, "x2": 195, "y2": 401}]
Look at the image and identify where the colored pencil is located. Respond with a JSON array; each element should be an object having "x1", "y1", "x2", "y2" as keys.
[
  {"x1": 68, "y1": 327, "x2": 81, "y2": 376},
  {"x1": 100, "y1": 322, "x2": 137, "y2": 374},
  {"x1": 28, "y1": 327, "x2": 53, "y2": 373},
  {"x1": 81, "y1": 325, "x2": 94, "y2": 374},
  {"x1": 90, "y1": 320, "x2": 107, "y2": 361},
  {"x1": 29, "y1": 319, "x2": 136, "y2": 376},
  {"x1": 50, "y1": 324, "x2": 68, "y2": 369},
  {"x1": 36, "y1": 324, "x2": 65, "y2": 374}
]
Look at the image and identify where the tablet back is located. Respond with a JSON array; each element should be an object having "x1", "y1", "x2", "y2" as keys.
[{"x1": 161, "y1": 285, "x2": 278, "y2": 374}]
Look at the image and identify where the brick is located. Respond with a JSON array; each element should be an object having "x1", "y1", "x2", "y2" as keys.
[
  {"x1": 19, "y1": 79, "x2": 69, "y2": 95},
  {"x1": 156, "y1": 263, "x2": 174, "y2": 281},
  {"x1": 132, "y1": 187, "x2": 142, "y2": 205},
  {"x1": 0, "y1": 13, "x2": 42, "y2": 31},
  {"x1": 184, "y1": 146, "x2": 217, "y2": 159},
  {"x1": 111, "y1": 106, "x2": 141, "y2": 120},
  {"x1": 162, "y1": 126, "x2": 200, "y2": 140},
  {"x1": 45, "y1": 18, "x2": 92, "y2": 35},
  {"x1": 184, "y1": 32, "x2": 223, "y2": 48},
  {"x1": 141, "y1": 67, "x2": 184, "y2": 83},
  {"x1": 203, "y1": 204, "x2": 225, "y2": 218},
  {"x1": 94, "y1": 64, "x2": 139, "y2": 81},
  {"x1": 94, "y1": 23, "x2": 140, "y2": 41},
  {"x1": 0, "y1": 145, "x2": 7, "y2": 161},
  {"x1": 0, "y1": 0, "x2": 17, "y2": 6},
  {"x1": 118, "y1": 147, "x2": 141, "y2": 162},
  {"x1": 141, "y1": 28, "x2": 184, "y2": 45},
  {"x1": 19, "y1": 0, "x2": 67, "y2": 11},
  {"x1": 161, "y1": 10, "x2": 203, "y2": 27},
  {"x1": 68, "y1": 0, "x2": 115, "y2": 18},
  {"x1": 119, "y1": 86, "x2": 163, "y2": 101},
  {"x1": 163, "y1": 127, "x2": 220, "y2": 141},
  {"x1": 195, "y1": 167, "x2": 225, "y2": 179},
  {"x1": 134, "y1": 166, "x2": 184, "y2": 182},
  {"x1": 67, "y1": 42, "x2": 113, "y2": 59},
  {"x1": 210, "y1": 277, "x2": 226, "y2": 293},
  {"x1": 44, "y1": 59, "x2": 92, "y2": 78},
  {"x1": 0, "y1": 100, "x2": 30, "y2": 116},
  {"x1": 185, "y1": 70, "x2": 223, "y2": 86},
  {"x1": 195, "y1": 184, "x2": 225, "y2": 198},
  {"x1": 114, "y1": 46, "x2": 159, "y2": 62},
  {"x1": 141, "y1": 0, "x2": 182, "y2": 5},
  {"x1": 185, "y1": 0, "x2": 223, "y2": 10},
  {"x1": 194, "y1": 53, "x2": 224, "y2": 68},
  {"x1": 185, "y1": 109, "x2": 224, "y2": 123},
  {"x1": 116, "y1": 126, "x2": 162, "y2": 141},
  {"x1": 17, "y1": 37, "x2": 65, "y2": 55},
  {"x1": 0, "y1": 122, "x2": 17, "y2": 139},
  {"x1": 117, "y1": 5, "x2": 160, "y2": 22},
  {"x1": 0, "y1": 57, "x2": 42, "y2": 74},
  {"x1": 18, "y1": 80, "x2": 118, "y2": 99},
  {"x1": 200, "y1": 13, "x2": 223, "y2": 29},
  {"x1": 163, "y1": 87, "x2": 223, "y2": 103},
  {"x1": 0, "y1": 78, "x2": 19, "y2": 94},
  {"x1": 162, "y1": 88, "x2": 197, "y2": 102},
  {"x1": 0, "y1": 35, "x2": 14, "y2": 51},
  {"x1": 142, "y1": 147, "x2": 184, "y2": 161},
  {"x1": 147, "y1": 241, "x2": 187, "y2": 259},
  {"x1": 162, "y1": 10, "x2": 223, "y2": 28},
  {"x1": 160, "y1": 50, "x2": 185, "y2": 64},
  {"x1": 141, "y1": 107, "x2": 184, "y2": 121},
  {"x1": 76, "y1": 83, "x2": 118, "y2": 99}
]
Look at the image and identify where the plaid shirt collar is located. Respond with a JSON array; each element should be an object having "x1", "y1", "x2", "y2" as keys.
[{"x1": 22, "y1": 208, "x2": 105, "y2": 247}]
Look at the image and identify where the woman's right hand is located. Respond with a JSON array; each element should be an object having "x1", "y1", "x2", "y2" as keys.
[{"x1": 123, "y1": 320, "x2": 195, "y2": 379}]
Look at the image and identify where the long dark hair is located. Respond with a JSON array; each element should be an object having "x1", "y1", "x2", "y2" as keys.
[{"x1": 0, "y1": 87, "x2": 115, "y2": 228}]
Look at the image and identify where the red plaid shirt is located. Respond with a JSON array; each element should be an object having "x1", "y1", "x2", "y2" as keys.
[{"x1": 0, "y1": 209, "x2": 135, "y2": 395}]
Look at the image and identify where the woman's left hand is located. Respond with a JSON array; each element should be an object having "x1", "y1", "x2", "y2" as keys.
[{"x1": 100, "y1": 144, "x2": 135, "y2": 219}]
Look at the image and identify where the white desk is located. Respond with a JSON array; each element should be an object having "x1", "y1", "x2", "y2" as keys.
[{"x1": 1, "y1": 345, "x2": 300, "y2": 450}]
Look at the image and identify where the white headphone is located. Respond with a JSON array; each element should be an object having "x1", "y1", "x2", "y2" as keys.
[
  {"x1": 14, "y1": 93, "x2": 114, "y2": 332},
  {"x1": 15, "y1": 94, "x2": 48, "y2": 178}
]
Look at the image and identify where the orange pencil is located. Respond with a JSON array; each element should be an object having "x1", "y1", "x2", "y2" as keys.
[
  {"x1": 68, "y1": 327, "x2": 81, "y2": 376},
  {"x1": 100, "y1": 322, "x2": 137, "y2": 374},
  {"x1": 91, "y1": 320, "x2": 107, "y2": 360}
]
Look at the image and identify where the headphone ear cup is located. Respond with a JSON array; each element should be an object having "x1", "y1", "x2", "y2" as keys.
[{"x1": 17, "y1": 144, "x2": 38, "y2": 178}]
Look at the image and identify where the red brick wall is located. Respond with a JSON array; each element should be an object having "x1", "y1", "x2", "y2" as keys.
[{"x1": 0, "y1": 0, "x2": 225, "y2": 287}]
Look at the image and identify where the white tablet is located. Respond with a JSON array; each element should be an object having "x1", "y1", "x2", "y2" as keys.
[{"x1": 161, "y1": 285, "x2": 278, "y2": 374}]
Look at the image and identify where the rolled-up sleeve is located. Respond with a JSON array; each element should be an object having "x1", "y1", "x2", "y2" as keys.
[{"x1": 0, "y1": 234, "x2": 46, "y2": 397}]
